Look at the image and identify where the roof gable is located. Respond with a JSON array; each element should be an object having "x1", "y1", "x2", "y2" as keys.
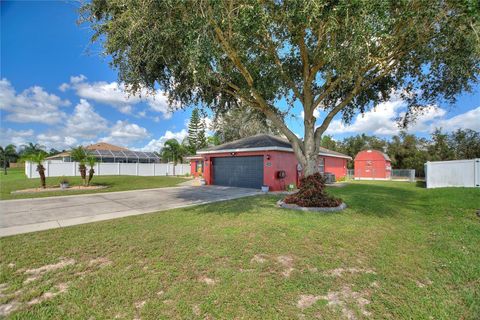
[{"x1": 85, "y1": 142, "x2": 128, "y2": 151}]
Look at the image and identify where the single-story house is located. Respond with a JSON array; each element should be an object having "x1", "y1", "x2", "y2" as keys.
[
  {"x1": 354, "y1": 149, "x2": 391, "y2": 180},
  {"x1": 46, "y1": 142, "x2": 161, "y2": 164},
  {"x1": 188, "y1": 134, "x2": 351, "y2": 190}
]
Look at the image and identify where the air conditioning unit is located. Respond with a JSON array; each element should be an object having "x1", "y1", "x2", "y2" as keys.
[{"x1": 323, "y1": 172, "x2": 336, "y2": 184}]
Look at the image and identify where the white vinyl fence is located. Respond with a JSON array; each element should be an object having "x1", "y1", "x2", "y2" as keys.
[
  {"x1": 25, "y1": 161, "x2": 190, "y2": 179},
  {"x1": 425, "y1": 159, "x2": 480, "y2": 188}
]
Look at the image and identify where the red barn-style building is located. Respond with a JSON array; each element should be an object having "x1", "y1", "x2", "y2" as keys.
[
  {"x1": 188, "y1": 134, "x2": 351, "y2": 191},
  {"x1": 354, "y1": 149, "x2": 392, "y2": 180}
]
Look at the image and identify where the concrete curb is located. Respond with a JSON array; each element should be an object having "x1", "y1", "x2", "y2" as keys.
[{"x1": 276, "y1": 200, "x2": 347, "y2": 212}]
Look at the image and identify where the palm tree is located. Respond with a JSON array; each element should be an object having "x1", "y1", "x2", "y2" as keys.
[
  {"x1": 23, "y1": 152, "x2": 47, "y2": 188},
  {"x1": 20, "y1": 142, "x2": 46, "y2": 157},
  {"x1": 86, "y1": 155, "x2": 96, "y2": 186},
  {"x1": 70, "y1": 146, "x2": 87, "y2": 186},
  {"x1": 0, "y1": 144, "x2": 18, "y2": 175},
  {"x1": 161, "y1": 139, "x2": 187, "y2": 175}
]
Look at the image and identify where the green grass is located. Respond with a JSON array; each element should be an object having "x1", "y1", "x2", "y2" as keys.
[
  {"x1": 1, "y1": 181, "x2": 479, "y2": 319},
  {"x1": 0, "y1": 168, "x2": 188, "y2": 200}
]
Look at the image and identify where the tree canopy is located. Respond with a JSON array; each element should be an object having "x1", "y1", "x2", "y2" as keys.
[
  {"x1": 161, "y1": 139, "x2": 187, "y2": 165},
  {"x1": 212, "y1": 102, "x2": 281, "y2": 143},
  {"x1": 82, "y1": 0, "x2": 480, "y2": 176},
  {"x1": 187, "y1": 108, "x2": 207, "y2": 153}
]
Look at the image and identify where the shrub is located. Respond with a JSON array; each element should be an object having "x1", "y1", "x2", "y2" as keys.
[
  {"x1": 59, "y1": 176, "x2": 69, "y2": 184},
  {"x1": 284, "y1": 173, "x2": 342, "y2": 207}
]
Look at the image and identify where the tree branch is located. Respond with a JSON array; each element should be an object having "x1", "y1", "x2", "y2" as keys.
[
  {"x1": 264, "y1": 33, "x2": 304, "y2": 104},
  {"x1": 209, "y1": 18, "x2": 305, "y2": 155}
]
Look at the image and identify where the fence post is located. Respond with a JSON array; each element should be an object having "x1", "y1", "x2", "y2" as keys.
[
  {"x1": 475, "y1": 159, "x2": 480, "y2": 187},
  {"x1": 118, "y1": 162, "x2": 121, "y2": 175},
  {"x1": 136, "y1": 162, "x2": 139, "y2": 176},
  {"x1": 46, "y1": 161, "x2": 50, "y2": 177},
  {"x1": 96, "y1": 162, "x2": 100, "y2": 176},
  {"x1": 73, "y1": 162, "x2": 76, "y2": 176},
  {"x1": 425, "y1": 162, "x2": 429, "y2": 188}
]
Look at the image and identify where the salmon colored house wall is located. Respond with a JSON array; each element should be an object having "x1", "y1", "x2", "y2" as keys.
[
  {"x1": 354, "y1": 150, "x2": 391, "y2": 179},
  {"x1": 197, "y1": 150, "x2": 298, "y2": 191},
  {"x1": 190, "y1": 150, "x2": 349, "y2": 191},
  {"x1": 323, "y1": 156, "x2": 348, "y2": 178},
  {"x1": 190, "y1": 159, "x2": 204, "y2": 177}
]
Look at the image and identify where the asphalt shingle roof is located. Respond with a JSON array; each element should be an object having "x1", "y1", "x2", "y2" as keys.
[
  {"x1": 199, "y1": 134, "x2": 292, "y2": 152},
  {"x1": 198, "y1": 134, "x2": 351, "y2": 159}
]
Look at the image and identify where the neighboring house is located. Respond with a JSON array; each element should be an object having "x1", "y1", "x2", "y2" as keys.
[
  {"x1": 46, "y1": 142, "x2": 161, "y2": 163},
  {"x1": 188, "y1": 134, "x2": 351, "y2": 190},
  {"x1": 354, "y1": 149, "x2": 392, "y2": 180}
]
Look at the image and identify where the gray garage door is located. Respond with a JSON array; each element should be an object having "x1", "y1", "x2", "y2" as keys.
[{"x1": 213, "y1": 156, "x2": 264, "y2": 189}]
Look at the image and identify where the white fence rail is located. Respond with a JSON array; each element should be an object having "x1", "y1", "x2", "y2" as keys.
[
  {"x1": 425, "y1": 159, "x2": 480, "y2": 188},
  {"x1": 25, "y1": 161, "x2": 190, "y2": 179}
]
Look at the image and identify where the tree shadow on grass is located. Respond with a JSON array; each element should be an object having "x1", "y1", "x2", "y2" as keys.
[
  {"x1": 328, "y1": 182, "x2": 421, "y2": 217},
  {"x1": 182, "y1": 183, "x2": 420, "y2": 219},
  {"x1": 186, "y1": 194, "x2": 280, "y2": 217}
]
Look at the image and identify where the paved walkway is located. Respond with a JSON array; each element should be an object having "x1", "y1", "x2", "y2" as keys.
[{"x1": 0, "y1": 186, "x2": 260, "y2": 237}]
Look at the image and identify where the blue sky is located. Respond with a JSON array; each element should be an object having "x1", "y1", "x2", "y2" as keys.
[{"x1": 1, "y1": 1, "x2": 479, "y2": 151}]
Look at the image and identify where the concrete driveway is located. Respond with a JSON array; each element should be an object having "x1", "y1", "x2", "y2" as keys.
[{"x1": 0, "y1": 186, "x2": 261, "y2": 237}]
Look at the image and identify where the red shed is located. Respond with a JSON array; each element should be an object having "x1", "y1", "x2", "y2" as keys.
[
  {"x1": 354, "y1": 149, "x2": 392, "y2": 180},
  {"x1": 188, "y1": 134, "x2": 351, "y2": 191}
]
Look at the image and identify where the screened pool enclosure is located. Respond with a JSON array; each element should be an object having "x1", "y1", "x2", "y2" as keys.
[{"x1": 87, "y1": 149, "x2": 161, "y2": 163}]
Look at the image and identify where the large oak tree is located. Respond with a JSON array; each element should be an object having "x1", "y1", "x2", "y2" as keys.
[{"x1": 82, "y1": 0, "x2": 479, "y2": 176}]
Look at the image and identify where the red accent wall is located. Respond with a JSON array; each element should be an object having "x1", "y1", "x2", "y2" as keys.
[
  {"x1": 189, "y1": 160, "x2": 203, "y2": 177},
  {"x1": 196, "y1": 150, "x2": 348, "y2": 191},
  {"x1": 323, "y1": 156, "x2": 348, "y2": 178},
  {"x1": 354, "y1": 150, "x2": 391, "y2": 179}
]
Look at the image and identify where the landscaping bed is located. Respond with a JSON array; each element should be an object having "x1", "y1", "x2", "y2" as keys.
[
  {"x1": 0, "y1": 181, "x2": 479, "y2": 319},
  {"x1": 11, "y1": 185, "x2": 107, "y2": 194}
]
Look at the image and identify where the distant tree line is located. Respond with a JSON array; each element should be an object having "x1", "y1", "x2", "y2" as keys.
[
  {"x1": 320, "y1": 128, "x2": 480, "y2": 176},
  {"x1": 0, "y1": 142, "x2": 67, "y2": 175}
]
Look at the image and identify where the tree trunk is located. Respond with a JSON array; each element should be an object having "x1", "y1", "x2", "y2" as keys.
[
  {"x1": 88, "y1": 168, "x2": 95, "y2": 186},
  {"x1": 79, "y1": 164, "x2": 87, "y2": 186},
  {"x1": 37, "y1": 165, "x2": 46, "y2": 188},
  {"x1": 3, "y1": 161, "x2": 6, "y2": 175},
  {"x1": 301, "y1": 114, "x2": 319, "y2": 177}
]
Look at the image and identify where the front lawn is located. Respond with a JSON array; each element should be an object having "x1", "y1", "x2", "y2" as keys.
[
  {"x1": 1, "y1": 181, "x2": 479, "y2": 319},
  {"x1": 0, "y1": 168, "x2": 188, "y2": 200}
]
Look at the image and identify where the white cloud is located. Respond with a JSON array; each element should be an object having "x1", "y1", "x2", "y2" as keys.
[
  {"x1": 0, "y1": 128, "x2": 34, "y2": 147},
  {"x1": 37, "y1": 133, "x2": 78, "y2": 150},
  {"x1": 323, "y1": 93, "x2": 468, "y2": 135},
  {"x1": 101, "y1": 120, "x2": 150, "y2": 145},
  {"x1": 300, "y1": 109, "x2": 320, "y2": 119},
  {"x1": 435, "y1": 106, "x2": 480, "y2": 131},
  {"x1": 0, "y1": 78, "x2": 70, "y2": 124},
  {"x1": 140, "y1": 129, "x2": 188, "y2": 152},
  {"x1": 60, "y1": 75, "x2": 173, "y2": 117},
  {"x1": 64, "y1": 99, "x2": 109, "y2": 139},
  {"x1": 326, "y1": 95, "x2": 407, "y2": 135}
]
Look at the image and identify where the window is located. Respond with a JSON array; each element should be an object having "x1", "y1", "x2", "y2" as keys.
[
  {"x1": 195, "y1": 160, "x2": 203, "y2": 173},
  {"x1": 318, "y1": 158, "x2": 325, "y2": 173}
]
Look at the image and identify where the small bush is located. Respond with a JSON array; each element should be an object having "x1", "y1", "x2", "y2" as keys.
[{"x1": 284, "y1": 173, "x2": 342, "y2": 207}]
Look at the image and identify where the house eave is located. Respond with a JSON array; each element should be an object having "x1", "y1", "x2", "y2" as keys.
[
  {"x1": 318, "y1": 152, "x2": 352, "y2": 160},
  {"x1": 197, "y1": 146, "x2": 294, "y2": 154},
  {"x1": 197, "y1": 147, "x2": 352, "y2": 160}
]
